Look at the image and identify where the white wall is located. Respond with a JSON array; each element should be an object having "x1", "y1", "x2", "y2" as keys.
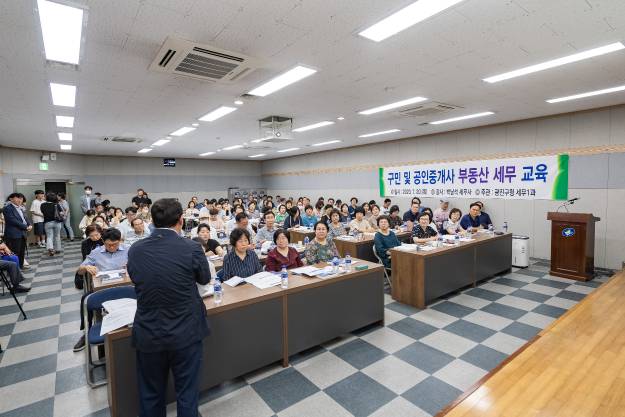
[{"x1": 262, "y1": 105, "x2": 625, "y2": 270}]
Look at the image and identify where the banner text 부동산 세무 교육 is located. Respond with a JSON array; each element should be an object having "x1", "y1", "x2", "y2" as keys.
[{"x1": 379, "y1": 154, "x2": 568, "y2": 200}]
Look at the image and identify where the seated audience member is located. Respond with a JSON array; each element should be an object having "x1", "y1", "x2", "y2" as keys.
[
  {"x1": 81, "y1": 224, "x2": 104, "y2": 260},
  {"x1": 131, "y1": 188, "x2": 151, "y2": 207},
  {"x1": 444, "y1": 208, "x2": 465, "y2": 235},
  {"x1": 227, "y1": 212, "x2": 256, "y2": 243},
  {"x1": 94, "y1": 202, "x2": 105, "y2": 216},
  {"x1": 313, "y1": 200, "x2": 324, "y2": 218},
  {"x1": 301, "y1": 205, "x2": 318, "y2": 228},
  {"x1": 411, "y1": 197, "x2": 422, "y2": 207},
  {"x1": 381, "y1": 198, "x2": 392, "y2": 215},
  {"x1": 109, "y1": 207, "x2": 125, "y2": 227},
  {"x1": 73, "y1": 228, "x2": 128, "y2": 351},
  {"x1": 402, "y1": 201, "x2": 421, "y2": 230},
  {"x1": 221, "y1": 228, "x2": 262, "y2": 280},
  {"x1": 93, "y1": 215, "x2": 109, "y2": 230},
  {"x1": 433, "y1": 200, "x2": 450, "y2": 229},
  {"x1": 207, "y1": 208, "x2": 225, "y2": 233},
  {"x1": 420, "y1": 207, "x2": 438, "y2": 230},
  {"x1": 368, "y1": 205, "x2": 382, "y2": 230},
  {"x1": 225, "y1": 204, "x2": 245, "y2": 232},
  {"x1": 256, "y1": 211, "x2": 278, "y2": 244},
  {"x1": 475, "y1": 201, "x2": 492, "y2": 227},
  {"x1": 460, "y1": 203, "x2": 483, "y2": 232},
  {"x1": 349, "y1": 207, "x2": 375, "y2": 233},
  {"x1": 246, "y1": 201, "x2": 260, "y2": 220},
  {"x1": 327, "y1": 209, "x2": 347, "y2": 240},
  {"x1": 373, "y1": 216, "x2": 401, "y2": 269},
  {"x1": 192, "y1": 224, "x2": 224, "y2": 256},
  {"x1": 339, "y1": 203, "x2": 351, "y2": 222},
  {"x1": 348, "y1": 197, "x2": 358, "y2": 217},
  {"x1": 0, "y1": 241, "x2": 29, "y2": 292},
  {"x1": 335, "y1": 199, "x2": 342, "y2": 208},
  {"x1": 79, "y1": 209, "x2": 96, "y2": 237},
  {"x1": 265, "y1": 229, "x2": 304, "y2": 272},
  {"x1": 388, "y1": 205, "x2": 403, "y2": 229},
  {"x1": 327, "y1": 197, "x2": 335, "y2": 207},
  {"x1": 116, "y1": 207, "x2": 138, "y2": 237},
  {"x1": 275, "y1": 204, "x2": 288, "y2": 224},
  {"x1": 304, "y1": 221, "x2": 340, "y2": 264},
  {"x1": 124, "y1": 217, "x2": 151, "y2": 246},
  {"x1": 362, "y1": 202, "x2": 372, "y2": 220},
  {"x1": 412, "y1": 212, "x2": 439, "y2": 243},
  {"x1": 137, "y1": 204, "x2": 152, "y2": 224},
  {"x1": 190, "y1": 213, "x2": 210, "y2": 238},
  {"x1": 283, "y1": 207, "x2": 303, "y2": 229},
  {"x1": 320, "y1": 204, "x2": 334, "y2": 225},
  {"x1": 185, "y1": 201, "x2": 200, "y2": 217}
]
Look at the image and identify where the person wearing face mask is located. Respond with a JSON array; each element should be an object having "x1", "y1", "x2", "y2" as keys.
[
  {"x1": 92, "y1": 215, "x2": 110, "y2": 230},
  {"x1": 80, "y1": 185, "x2": 95, "y2": 214},
  {"x1": 79, "y1": 209, "x2": 96, "y2": 238}
]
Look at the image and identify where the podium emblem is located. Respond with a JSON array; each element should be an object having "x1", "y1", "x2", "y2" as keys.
[{"x1": 562, "y1": 227, "x2": 575, "y2": 237}]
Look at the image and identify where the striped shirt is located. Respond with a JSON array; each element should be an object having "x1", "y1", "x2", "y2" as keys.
[{"x1": 221, "y1": 249, "x2": 262, "y2": 279}]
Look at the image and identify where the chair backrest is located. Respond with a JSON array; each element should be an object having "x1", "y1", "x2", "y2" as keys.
[
  {"x1": 86, "y1": 286, "x2": 136, "y2": 312},
  {"x1": 371, "y1": 243, "x2": 385, "y2": 266}
]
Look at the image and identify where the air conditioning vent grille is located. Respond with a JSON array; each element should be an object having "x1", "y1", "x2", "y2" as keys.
[
  {"x1": 398, "y1": 102, "x2": 463, "y2": 118},
  {"x1": 175, "y1": 53, "x2": 238, "y2": 79},
  {"x1": 102, "y1": 136, "x2": 143, "y2": 144},
  {"x1": 158, "y1": 49, "x2": 176, "y2": 67},
  {"x1": 192, "y1": 47, "x2": 244, "y2": 62}
]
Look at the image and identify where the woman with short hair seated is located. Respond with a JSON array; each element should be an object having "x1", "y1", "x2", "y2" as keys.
[
  {"x1": 283, "y1": 206, "x2": 303, "y2": 229},
  {"x1": 374, "y1": 216, "x2": 401, "y2": 268},
  {"x1": 221, "y1": 228, "x2": 262, "y2": 280},
  {"x1": 444, "y1": 208, "x2": 465, "y2": 235},
  {"x1": 327, "y1": 209, "x2": 347, "y2": 240},
  {"x1": 304, "y1": 221, "x2": 339, "y2": 264},
  {"x1": 192, "y1": 224, "x2": 224, "y2": 257},
  {"x1": 265, "y1": 229, "x2": 304, "y2": 272},
  {"x1": 412, "y1": 212, "x2": 439, "y2": 244}
]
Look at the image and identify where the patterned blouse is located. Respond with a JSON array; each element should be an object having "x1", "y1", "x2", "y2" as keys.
[
  {"x1": 327, "y1": 223, "x2": 347, "y2": 240},
  {"x1": 304, "y1": 239, "x2": 340, "y2": 264},
  {"x1": 412, "y1": 225, "x2": 438, "y2": 239}
]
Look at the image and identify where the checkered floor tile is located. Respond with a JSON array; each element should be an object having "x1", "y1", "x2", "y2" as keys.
[{"x1": 0, "y1": 242, "x2": 612, "y2": 417}]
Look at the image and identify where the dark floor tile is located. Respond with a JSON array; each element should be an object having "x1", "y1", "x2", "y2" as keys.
[
  {"x1": 24, "y1": 290, "x2": 61, "y2": 303},
  {"x1": 61, "y1": 292, "x2": 83, "y2": 303},
  {"x1": 481, "y1": 302, "x2": 526, "y2": 321},
  {"x1": 6, "y1": 325, "x2": 58, "y2": 349},
  {"x1": 513, "y1": 268, "x2": 547, "y2": 278},
  {"x1": 388, "y1": 317, "x2": 438, "y2": 340},
  {"x1": 0, "y1": 397, "x2": 54, "y2": 417},
  {"x1": 444, "y1": 320, "x2": 496, "y2": 343},
  {"x1": 502, "y1": 322, "x2": 541, "y2": 341},
  {"x1": 57, "y1": 331, "x2": 83, "y2": 351},
  {"x1": 510, "y1": 289, "x2": 550, "y2": 303},
  {"x1": 556, "y1": 290, "x2": 586, "y2": 301},
  {"x1": 464, "y1": 287, "x2": 504, "y2": 302},
  {"x1": 251, "y1": 367, "x2": 319, "y2": 412},
  {"x1": 0, "y1": 354, "x2": 57, "y2": 387},
  {"x1": 491, "y1": 277, "x2": 527, "y2": 288},
  {"x1": 430, "y1": 301, "x2": 475, "y2": 318},
  {"x1": 402, "y1": 376, "x2": 462, "y2": 415},
  {"x1": 460, "y1": 345, "x2": 508, "y2": 372},
  {"x1": 325, "y1": 372, "x2": 396, "y2": 417},
  {"x1": 532, "y1": 278, "x2": 570, "y2": 289},
  {"x1": 532, "y1": 304, "x2": 567, "y2": 318},
  {"x1": 198, "y1": 377, "x2": 247, "y2": 405},
  {"x1": 385, "y1": 302, "x2": 421, "y2": 317},
  {"x1": 55, "y1": 364, "x2": 87, "y2": 395},
  {"x1": 289, "y1": 345, "x2": 327, "y2": 365},
  {"x1": 395, "y1": 342, "x2": 454, "y2": 374},
  {"x1": 331, "y1": 339, "x2": 388, "y2": 370}
]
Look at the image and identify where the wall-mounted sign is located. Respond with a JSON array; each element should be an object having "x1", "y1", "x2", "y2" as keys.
[
  {"x1": 163, "y1": 158, "x2": 176, "y2": 167},
  {"x1": 562, "y1": 227, "x2": 575, "y2": 237},
  {"x1": 379, "y1": 154, "x2": 569, "y2": 200},
  {"x1": 39, "y1": 162, "x2": 49, "y2": 171}
]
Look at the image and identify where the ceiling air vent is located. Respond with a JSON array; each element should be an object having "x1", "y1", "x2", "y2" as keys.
[
  {"x1": 149, "y1": 37, "x2": 259, "y2": 83},
  {"x1": 102, "y1": 137, "x2": 143, "y2": 144},
  {"x1": 398, "y1": 102, "x2": 463, "y2": 118}
]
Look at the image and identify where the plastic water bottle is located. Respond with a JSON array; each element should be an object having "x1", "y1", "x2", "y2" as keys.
[
  {"x1": 437, "y1": 235, "x2": 444, "y2": 246},
  {"x1": 488, "y1": 224, "x2": 494, "y2": 234},
  {"x1": 213, "y1": 281, "x2": 223, "y2": 304},
  {"x1": 503, "y1": 222, "x2": 508, "y2": 233},
  {"x1": 345, "y1": 253, "x2": 352, "y2": 272},
  {"x1": 454, "y1": 234, "x2": 460, "y2": 245},
  {"x1": 280, "y1": 265, "x2": 288, "y2": 289},
  {"x1": 304, "y1": 236, "x2": 310, "y2": 246},
  {"x1": 332, "y1": 257, "x2": 340, "y2": 274}
]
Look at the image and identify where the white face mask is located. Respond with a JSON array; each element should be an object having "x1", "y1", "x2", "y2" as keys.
[{"x1": 85, "y1": 190, "x2": 92, "y2": 195}]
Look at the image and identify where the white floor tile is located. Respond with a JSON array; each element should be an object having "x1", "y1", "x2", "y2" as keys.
[{"x1": 294, "y1": 351, "x2": 357, "y2": 390}]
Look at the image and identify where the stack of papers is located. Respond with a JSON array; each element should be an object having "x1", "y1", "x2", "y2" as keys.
[
  {"x1": 418, "y1": 245, "x2": 437, "y2": 251},
  {"x1": 224, "y1": 276, "x2": 245, "y2": 287},
  {"x1": 396, "y1": 244, "x2": 418, "y2": 251},
  {"x1": 335, "y1": 235, "x2": 356, "y2": 241},
  {"x1": 291, "y1": 265, "x2": 330, "y2": 277},
  {"x1": 223, "y1": 272, "x2": 283, "y2": 290},
  {"x1": 100, "y1": 298, "x2": 137, "y2": 336},
  {"x1": 96, "y1": 269, "x2": 126, "y2": 283}
]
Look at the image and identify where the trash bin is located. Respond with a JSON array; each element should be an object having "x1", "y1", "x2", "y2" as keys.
[{"x1": 512, "y1": 235, "x2": 530, "y2": 268}]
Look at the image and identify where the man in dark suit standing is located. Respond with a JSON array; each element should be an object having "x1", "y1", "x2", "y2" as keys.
[
  {"x1": 2, "y1": 193, "x2": 32, "y2": 268},
  {"x1": 127, "y1": 198, "x2": 211, "y2": 417}
]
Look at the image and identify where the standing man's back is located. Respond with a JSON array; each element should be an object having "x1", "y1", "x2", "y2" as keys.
[{"x1": 128, "y1": 198, "x2": 211, "y2": 417}]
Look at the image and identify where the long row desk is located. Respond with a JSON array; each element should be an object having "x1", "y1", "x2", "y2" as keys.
[
  {"x1": 391, "y1": 232, "x2": 512, "y2": 309},
  {"x1": 104, "y1": 260, "x2": 384, "y2": 417},
  {"x1": 438, "y1": 270, "x2": 624, "y2": 417},
  {"x1": 334, "y1": 231, "x2": 412, "y2": 263}
]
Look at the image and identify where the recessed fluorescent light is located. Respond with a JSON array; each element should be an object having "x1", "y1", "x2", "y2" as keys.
[
  {"x1": 199, "y1": 152, "x2": 216, "y2": 156},
  {"x1": 60, "y1": 144, "x2": 72, "y2": 150},
  {"x1": 546, "y1": 85, "x2": 625, "y2": 104},
  {"x1": 248, "y1": 65, "x2": 317, "y2": 97},
  {"x1": 56, "y1": 116, "x2": 74, "y2": 128},
  {"x1": 483, "y1": 42, "x2": 625, "y2": 83},
  {"x1": 137, "y1": 148, "x2": 152, "y2": 154},
  {"x1": 312, "y1": 140, "x2": 342, "y2": 147},
  {"x1": 358, "y1": 129, "x2": 401, "y2": 138},
  {"x1": 277, "y1": 148, "x2": 300, "y2": 153},
  {"x1": 37, "y1": 0, "x2": 84, "y2": 65},
  {"x1": 430, "y1": 111, "x2": 495, "y2": 125},
  {"x1": 234, "y1": 100, "x2": 244, "y2": 105},
  {"x1": 170, "y1": 127, "x2": 195, "y2": 136},
  {"x1": 199, "y1": 106, "x2": 237, "y2": 122},
  {"x1": 57, "y1": 132, "x2": 72, "y2": 141},
  {"x1": 293, "y1": 121, "x2": 334, "y2": 132},
  {"x1": 191, "y1": 123, "x2": 199, "y2": 127},
  {"x1": 337, "y1": 116, "x2": 345, "y2": 120},
  {"x1": 359, "y1": 96, "x2": 428, "y2": 115},
  {"x1": 50, "y1": 83, "x2": 76, "y2": 107},
  {"x1": 248, "y1": 154, "x2": 266, "y2": 158},
  {"x1": 222, "y1": 145, "x2": 244, "y2": 151},
  {"x1": 151, "y1": 139, "x2": 170, "y2": 146},
  {"x1": 359, "y1": 0, "x2": 465, "y2": 42}
]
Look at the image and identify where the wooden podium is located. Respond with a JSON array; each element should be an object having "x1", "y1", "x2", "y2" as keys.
[{"x1": 547, "y1": 212, "x2": 600, "y2": 281}]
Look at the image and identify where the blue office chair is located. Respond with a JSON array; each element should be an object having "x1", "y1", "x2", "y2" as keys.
[{"x1": 84, "y1": 286, "x2": 136, "y2": 387}]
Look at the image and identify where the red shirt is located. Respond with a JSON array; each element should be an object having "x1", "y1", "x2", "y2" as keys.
[{"x1": 265, "y1": 247, "x2": 303, "y2": 272}]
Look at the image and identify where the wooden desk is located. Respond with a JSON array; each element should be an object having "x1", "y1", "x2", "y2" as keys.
[
  {"x1": 438, "y1": 270, "x2": 625, "y2": 417},
  {"x1": 333, "y1": 231, "x2": 412, "y2": 263},
  {"x1": 104, "y1": 260, "x2": 384, "y2": 417},
  {"x1": 391, "y1": 233, "x2": 512, "y2": 309},
  {"x1": 289, "y1": 228, "x2": 315, "y2": 244}
]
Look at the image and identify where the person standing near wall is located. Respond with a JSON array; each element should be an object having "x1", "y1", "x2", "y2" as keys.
[
  {"x1": 30, "y1": 190, "x2": 46, "y2": 247},
  {"x1": 2, "y1": 193, "x2": 32, "y2": 268},
  {"x1": 41, "y1": 192, "x2": 63, "y2": 256},
  {"x1": 58, "y1": 193, "x2": 74, "y2": 241},
  {"x1": 80, "y1": 186, "x2": 94, "y2": 214}
]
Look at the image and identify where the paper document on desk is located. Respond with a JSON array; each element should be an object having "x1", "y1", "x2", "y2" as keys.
[
  {"x1": 291, "y1": 266, "x2": 328, "y2": 277},
  {"x1": 96, "y1": 269, "x2": 126, "y2": 283},
  {"x1": 418, "y1": 245, "x2": 436, "y2": 251},
  {"x1": 100, "y1": 305, "x2": 136, "y2": 336},
  {"x1": 335, "y1": 235, "x2": 356, "y2": 241},
  {"x1": 224, "y1": 276, "x2": 245, "y2": 287},
  {"x1": 102, "y1": 298, "x2": 136, "y2": 313},
  {"x1": 244, "y1": 271, "x2": 282, "y2": 289},
  {"x1": 396, "y1": 244, "x2": 418, "y2": 251}
]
